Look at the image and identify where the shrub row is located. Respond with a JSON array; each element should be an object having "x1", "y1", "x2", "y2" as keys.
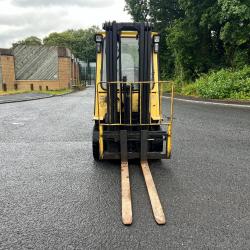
[{"x1": 181, "y1": 66, "x2": 250, "y2": 100}]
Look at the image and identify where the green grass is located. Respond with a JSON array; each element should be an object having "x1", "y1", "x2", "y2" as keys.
[
  {"x1": 194, "y1": 66, "x2": 250, "y2": 100},
  {"x1": 36, "y1": 89, "x2": 72, "y2": 95},
  {"x1": 0, "y1": 89, "x2": 72, "y2": 96},
  {"x1": 181, "y1": 83, "x2": 199, "y2": 97},
  {"x1": 162, "y1": 81, "x2": 182, "y2": 94}
]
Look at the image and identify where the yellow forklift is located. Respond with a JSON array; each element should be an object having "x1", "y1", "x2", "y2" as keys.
[{"x1": 93, "y1": 22, "x2": 174, "y2": 225}]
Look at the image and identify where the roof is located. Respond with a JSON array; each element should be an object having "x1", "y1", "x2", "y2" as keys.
[{"x1": 0, "y1": 48, "x2": 13, "y2": 56}]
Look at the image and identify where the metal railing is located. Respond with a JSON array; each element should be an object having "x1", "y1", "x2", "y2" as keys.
[
  {"x1": 96, "y1": 80, "x2": 174, "y2": 127},
  {"x1": 96, "y1": 80, "x2": 174, "y2": 159}
]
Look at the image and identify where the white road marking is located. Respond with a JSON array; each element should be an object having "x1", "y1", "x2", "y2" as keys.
[
  {"x1": 12, "y1": 122, "x2": 25, "y2": 126},
  {"x1": 163, "y1": 96, "x2": 250, "y2": 108}
]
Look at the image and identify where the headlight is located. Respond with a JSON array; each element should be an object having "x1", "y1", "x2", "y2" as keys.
[
  {"x1": 96, "y1": 43, "x2": 102, "y2": 53},
  {"x1": 153, "y1": 35, "x2": 160, "y2": 43},
  {"x1": 154, "y1": 43, "x2": 159, "y2": 53},
  {"x1": 95, "y1": 35, "x2": 103, "y2": 43}
]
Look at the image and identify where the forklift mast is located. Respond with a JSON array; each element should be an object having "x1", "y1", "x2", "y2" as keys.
[{"x1": 104, "y1": 22, "x2": 152, "y2": 124}]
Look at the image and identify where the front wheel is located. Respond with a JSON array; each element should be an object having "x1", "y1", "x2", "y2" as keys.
[{"x1": 92, "y1": 125, "x2": 99, "y2": 161}]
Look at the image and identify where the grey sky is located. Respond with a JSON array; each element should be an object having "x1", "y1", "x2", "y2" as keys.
[
  {"x1": 12, "y1": 0, "x2": 115, "y2": 7},
  {"x1": 0, "y1": 0, "x2": 131, "y2": 47}
]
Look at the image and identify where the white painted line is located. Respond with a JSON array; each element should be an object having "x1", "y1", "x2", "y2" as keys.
[
  {"x1": 163, "y1": 96, "x2": 250, "y2": 108},
  {"x1": 12, "y1": 122, "x2": 25, "y2": 126}
]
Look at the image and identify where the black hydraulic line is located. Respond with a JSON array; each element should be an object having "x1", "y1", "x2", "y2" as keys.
[
  {"x1": 119, "y1": 35, "x2": 122, "y2": 123},
  {"x1": 123, "y1": 77, "x2": 130, "y2": 124},
  {"x1": 106, "y1": 24, "x2": 111, "y2": 123},
  {"x1": 111, "y1": 22, "x2": 118, "y2": 124},
  {"x1": 142, "y1": 24, "x2": 148, "y2": 124},
  {"x1": 138, "y1": 23, "x2": 152, "y2": 124},
  {"x1": 105, "y1": 21, "x2": 118, "y2": 124},
  {"x1": 138, "y1": 23, "x2": 145, "y2": 124},
  {"x1": 143, "y1": 25, "x2": 152, "y2": 124},
  {"x1": 108, "y1": 24, "x2": 113, "y2": 123}
]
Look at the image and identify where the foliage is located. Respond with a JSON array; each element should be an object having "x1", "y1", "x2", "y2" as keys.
[
  {"x1": 37, "y1": 89, "x2": 73, "y2": 95},
  {"x1": 125, "y1": 0, "x2": 183, "y2": 78},
  {"x1": 167, "y1": 0, "x2": 250, "y2": 81},
  {"x1": 124, "y1": 0, "x2": 150, "y2": 22},
  {"x1": 13, "y1": 36, "x2": 42, "y2": 47},
  {"x1": 162, "y1": 81, "x2": 182, "y2": 93},
  {"x1": 167, "y1": 19, "x2": 201, "y2": 82},
  {"x1": 181, "y1": 82, "x2": 199, "y2": 96},
  {"x1": 43, "y1": 27, "x2": 99, "y2": 61},
  {"x1": 194, "y1": 66, "x2": 250, "y2": 99},
  {"x1": 218, "y1": 0, "x2": 250, "y2": 68},
  {"x1": 125, "y1": 0, "x2": 182, "y2": 28},
  {"x1": 125, "y1": 0, "x2": 250, "y2": 81}
]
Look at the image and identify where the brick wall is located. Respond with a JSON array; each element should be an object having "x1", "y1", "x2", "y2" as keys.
[
  {"x1": 0, "y1": 55, "x2": 16, "y2": 91},
  {"x1": 16, "y1": 80, "x2": 61, "y2": 91},
  {"x1": 0, "y1": 57, "x2": 2, "y2": 86},
  {"x1": 58, "y1": 57, "x2": 72, "y2": 89}
]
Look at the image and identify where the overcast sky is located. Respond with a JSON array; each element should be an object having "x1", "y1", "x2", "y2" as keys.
[{"x1": 0, "y1": 0, "x2": 131, "y2": 48}]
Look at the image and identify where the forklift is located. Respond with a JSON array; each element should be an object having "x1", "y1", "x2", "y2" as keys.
[{"x1": 93, "y1": 22, "x2": 174, "y2": 225}]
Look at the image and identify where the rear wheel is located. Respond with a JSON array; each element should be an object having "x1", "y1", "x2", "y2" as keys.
[{"x1": 92, "y1": 124, "x2": 99, "y2": 161}]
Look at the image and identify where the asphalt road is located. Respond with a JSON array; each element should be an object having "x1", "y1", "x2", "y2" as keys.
[{"x1": 0, "y1": 87, "x2": 249, "y2": 249}]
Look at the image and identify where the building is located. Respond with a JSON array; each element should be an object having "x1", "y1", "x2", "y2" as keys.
[
  {"x1": 0, "y1": 45, "x2": 80, "y2": 91},
  {"x1": 79, "y1": 60, "x2": 96, "y2": 85}
]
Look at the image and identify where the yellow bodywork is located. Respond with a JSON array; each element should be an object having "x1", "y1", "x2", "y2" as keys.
[
  {"x1": 94, "y1": 31, "x2": 161, "y2": 121},
  {"x1": 94, "y1": 31, "x2": 174, "y2": 159}
]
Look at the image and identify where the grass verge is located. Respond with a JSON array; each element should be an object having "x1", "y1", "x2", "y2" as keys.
[
  {"x1": 0, "y1": 89, "x2": 72, "y2": 96},
  {"x1": 37, "y1": 89, "x2": 73, "y2": 95}
]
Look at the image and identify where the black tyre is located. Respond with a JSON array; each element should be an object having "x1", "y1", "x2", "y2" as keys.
[
  {"x1": 150, "y1": 126, "x2": 163, "y2": 152},
  {"x1": 92, "y1": 125, "x2": 99, "y2": 161}
]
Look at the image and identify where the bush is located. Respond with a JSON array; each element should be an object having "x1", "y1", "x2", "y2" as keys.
[
  {"x1": 162, "y1": 82, "x2": 182, "y2": 93},
  {"x1": 195, "y1": 66, "x2": 250, "y2": 99},
  {"x1": 181, "y1": 83, "x2": 198, "y2": 96}
]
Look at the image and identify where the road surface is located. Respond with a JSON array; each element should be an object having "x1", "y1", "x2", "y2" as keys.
[{"x1": 0, "y1": 88, "x2": 249, "y2": 249}]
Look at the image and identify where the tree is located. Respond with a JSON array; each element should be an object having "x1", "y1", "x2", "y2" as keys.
[
  {"x1": 125, "y1": 0, "x2": 183, "y2": 78},
  {"x1": 13, "y1": 36, "x2": 42, "y2": 47},
  {"x1": 125, "y1": 0, "x2": 250, "y2": 81},
  {"x1": 167, "y1": 0, "x2": 222, "y2": 81},
  {"x1": 168, "y1": 0, "x2": 250, "y2": 80},
  {"x1": 124, "y1": 0, "x2": 150, "y2": 22},
  {"x1": 218, "y1": 0, "x2": 250, "y2": 67},
  {"x1": 125, "y1": 0, "x2": 182, "y2": 28}
]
